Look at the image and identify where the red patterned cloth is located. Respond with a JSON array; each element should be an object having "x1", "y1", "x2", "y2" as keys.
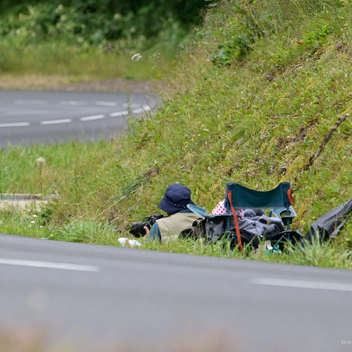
[{"x1": 211, "y1": 200, "x2": 243, "y2": 219}]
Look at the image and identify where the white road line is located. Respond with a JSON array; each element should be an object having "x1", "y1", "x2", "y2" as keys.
[
  {"x1": 80, "y1": 114, "x2": 105, "y2": 121},
  {"x1": 122, "y1": 103, "x2": 141, "y2": 108},
  {"x1": 132, "y1": 106, "x2": 151, "y2": 114},
  {"x1": 14, "y1": 100, "x2": 47, "y2": 105},
  {"x1": 132, "y1": 108, "x2": 146, "y2": 113},
  {"x1": 61, "y1": 101, "x2": 86, "y2": 106},
  {"x1": 0, "y1": 122, "x2": 30, "y2": 127},
  {"x1": 40, "y1": 119, "x2": 72, "y2": 125},
  {"x1": 0, "y1": 258, "x2": 99, "y2": 272},
  {"x1": 110, "y1": 110, "x2": 129, "y2": 117},
  {"x1": 251, "y1": 278, "x2": 352, "y2": 292},
  {"x1": 95, "y1": 101, "x2": 117, "y2": 107}
]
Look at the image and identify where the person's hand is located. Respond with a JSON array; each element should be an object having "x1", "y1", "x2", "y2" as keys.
[{"x1": 144, "y1": 226, "x2": 150, "y2": 237}]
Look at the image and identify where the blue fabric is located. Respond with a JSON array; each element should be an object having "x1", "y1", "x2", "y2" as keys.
[
  {"x1": 147, "y1": 222, "x2": 161, "y2": 242},
  {"x1": 158, "y1": 184, "x2": 195, "y2": 213}
]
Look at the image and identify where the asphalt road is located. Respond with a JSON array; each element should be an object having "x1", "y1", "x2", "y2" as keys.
[
  {"x1": 1, "y1": 233, "x2": 351, "y2": 352},
  {"x1": 0, "y1": 90, "x2": 158, "y2": 147}
]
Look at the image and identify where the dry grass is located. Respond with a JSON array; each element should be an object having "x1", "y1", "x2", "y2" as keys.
[{"x1": 0, "y1": 74, "x2": 157, "y2": 93}]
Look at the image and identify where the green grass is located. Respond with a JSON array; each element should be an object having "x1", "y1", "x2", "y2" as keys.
[
  {"x1": 0, "y1": 40, "x2": 173, "y2": 83},
  {"x1": 1, "y1": 0, "x2": 352, "y2": 269}
]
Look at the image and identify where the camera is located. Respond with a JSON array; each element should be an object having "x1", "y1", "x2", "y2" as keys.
[{"x1": 129, "y1": 214, "x2": 165, "y2": 237}]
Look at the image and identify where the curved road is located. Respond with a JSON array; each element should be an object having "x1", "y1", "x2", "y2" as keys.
[
  {"x1": 1, "y1": 233, "x2": 351, "y2": 351},
  {"x1": 0, "y1": 90, "x2": 158, "y2": 147}
]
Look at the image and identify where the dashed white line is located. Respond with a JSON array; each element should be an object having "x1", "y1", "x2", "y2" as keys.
[
  {"x1": 132, "y1": 108, "x2": 144, "y2": 113},
  {"x1": 61, "y1": 101, "x2": 86, "y2": 106},
  {"x1": 0, "y1": 122, "x2": 30, "y2": 127},
  {"x1": 123, "y1": 103, "x2": 141, "y2": 108},
  {"x1": 95, "y1": 101, "x2": 117, "y2": 107},
  {"x1": 0, "y1": 258, "x2": 99, "y2": 272},
  {"x1": 0, "y1": 104, "x2": 152, "y2": 128},
  {"x1": 251, "y1": 278, "x2": 352, "y2": 292},
  {"x1": 80, "y1": 114, "x2": 105, "y2": 121},
  {"x1": 110, "y1": 110, "x2": 129, "y2": 117},
  {"x1": 40, "y1": 119, "x2": 72, "y2": 125},
  {"x1": 14, "y1": 100, "x2": 47, "y2": 105}
]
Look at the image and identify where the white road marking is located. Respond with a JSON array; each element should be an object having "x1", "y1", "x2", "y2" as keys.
[
  {"x1": 80, "y1": 114, "x2": 105, "y2": 121},
  {"x1": 131, "y1": 106, "x2": 151, "y2": 114},
  {"x1": 252, "y1": 278, "x2": 352, "y2": 292},
  {"x1": 0, "y1": 122, "x2": 30, "y2": 127},
  {"x1": 61, "y1": 101, "x2": 86, "y2": 106},
  {"x1": 110, "y1": 110, "x2": 129, "y2": 117},
  {"x1": 132, "y1": 108, "x2": 144, "y2": 113},
  {"x1": 122, "y1": 103, "x2": 141, "y2": 108},
  {"x1": 0, "y1": 258, "x2": 99, "y2": 272},
  {"x1": 14, "y1": 100, "x2": 47, "y2": 105},
  {"x1": 40, "y1": 119, "x2": 72, "y2": 125},
  {"x1": 95, "y1": 101, "x2": 117, "y2": 107}
]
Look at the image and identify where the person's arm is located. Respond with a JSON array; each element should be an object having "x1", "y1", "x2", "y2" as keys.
[{"x1": 144, "y1": 222, "x2": 161, "y2": 242}]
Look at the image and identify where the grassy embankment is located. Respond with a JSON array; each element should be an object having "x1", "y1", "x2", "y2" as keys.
[{"x1": 1, "y1": 0, "x2": 352, "y2": 268}]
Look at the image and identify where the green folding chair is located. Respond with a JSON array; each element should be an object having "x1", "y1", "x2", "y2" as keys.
[{"x1": 224, "y1": 182, "x2": 298, "y2": 251}]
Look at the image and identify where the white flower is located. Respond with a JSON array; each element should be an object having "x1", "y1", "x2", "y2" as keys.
[
  {"x1": 36, "y1": 157, "x2": 46, "y2": 163},
  {"x1": 131, "y1": 53, "x2": 142, "y2": 61},
  {"x1": 31, "y1": 220, "x2": 36, "y2": 224},
  {"x1": 32, "y1": 215, "x2": 38, "y2": 218}
]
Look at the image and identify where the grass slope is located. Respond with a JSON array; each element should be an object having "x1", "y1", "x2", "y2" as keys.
[{"x1": 1, "y1": 0, "x2": 352, "y2": 268}]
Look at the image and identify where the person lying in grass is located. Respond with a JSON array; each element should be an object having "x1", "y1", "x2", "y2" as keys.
[{"x1": 144, "y1": 184, "x2": 200, "y2": 241}]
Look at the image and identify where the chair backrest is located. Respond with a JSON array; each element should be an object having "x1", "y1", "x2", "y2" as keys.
[{"x1": 224, "y1": 182, "x2": 292, "y2": 211}]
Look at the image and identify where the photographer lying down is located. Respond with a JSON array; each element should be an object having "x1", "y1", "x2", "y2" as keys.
[{"x1": 141, "y1": 184, "x2": 200, "y2": 242}]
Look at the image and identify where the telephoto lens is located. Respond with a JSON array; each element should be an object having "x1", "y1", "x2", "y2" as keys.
[
  {"x1": 129, "y1": 222, "x2": 150, "y2": 238},
  {"x1": 129, "y1": 214, "x2": 165, "y2": 238}
]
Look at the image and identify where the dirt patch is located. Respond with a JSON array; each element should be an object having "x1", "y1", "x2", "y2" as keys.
[
  {"x1": 56, "y1": 78, "x2": 157, "y2": 93},
  {"x1": 0, "y1": 75, "x2": 158, "y2": 93}
]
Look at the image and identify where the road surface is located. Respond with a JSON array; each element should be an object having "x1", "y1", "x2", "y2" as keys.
[
  {"x1": 0, "y1": 233, "x2": 351, "y2": 351},
  {"x1": 0, "y1": 90, "x2": 158, "y2": 147}
]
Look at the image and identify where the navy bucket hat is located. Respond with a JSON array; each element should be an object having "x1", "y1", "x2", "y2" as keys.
[{"x1": 159, "y1": 184, "x2": 195, "y2": 214}]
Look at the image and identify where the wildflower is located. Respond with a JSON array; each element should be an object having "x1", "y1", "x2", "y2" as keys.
[
  {"x1": 97, "y1": 164, "x2": 99, "y2": 167},
  {"x1": 100, "y1": 187, "x2": 103, "y2": 189},
  {"x1": 312, "y1": 216, "x2": 316, "y2": 219},
  {"x1": 0, "y1": 220, "x2": 3, "y2": 224},
  {"x1": 131, "y1": 53, "x2": 142, "y2": 61},
  {"x1": 191, "y1": 138, "x2": 194, "y2": 141},
  {"x1": 50, "y1": 234, "x2": 54, "y2": 237},
  {"x1": 31, "y1": 220, "x2": 35, "y2": 224},
  {"x1": 36, "y1": 157, "x2": 46, "y2": 163},
  {"x1": 32, "y1": 215, "x2": 38, "y2": 218},
  {"x1": 184, "y1": 141, "x2": 188, "y2": 144},
  {"x1": 344, "y1": 169, "x2": 347, "y2": 172},
  {"x1": 171, "y1": 60, "x2": 176, "y2": 66}
]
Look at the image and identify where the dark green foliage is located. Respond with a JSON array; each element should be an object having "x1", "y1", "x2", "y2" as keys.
[{"x1": 0, "y1": 0, "x2": 209, "y2": 45}]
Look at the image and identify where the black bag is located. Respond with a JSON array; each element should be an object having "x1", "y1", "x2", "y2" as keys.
[{"x1": 304, "y1": 199, "x2": 352, "y2": 243}]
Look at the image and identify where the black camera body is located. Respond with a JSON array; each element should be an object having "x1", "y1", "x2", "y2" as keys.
[{"x1": 129, "y1": 214, "x2": 165, "y2": 237}]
